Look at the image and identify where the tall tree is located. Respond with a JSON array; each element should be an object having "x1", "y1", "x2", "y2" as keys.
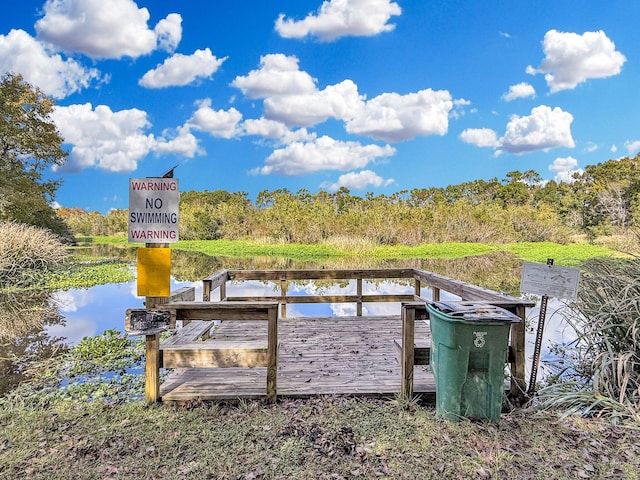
[{"x1": 0, "y1": 73, "x2": 71, "y2": 239}]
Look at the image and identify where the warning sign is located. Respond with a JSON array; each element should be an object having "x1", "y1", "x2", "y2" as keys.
[
  {"x1": 128, "y1": 178, "x2": 179, "y2": 243},
  {"x1": 520, "y1": 262, "x2": 580, "y2": 300}
]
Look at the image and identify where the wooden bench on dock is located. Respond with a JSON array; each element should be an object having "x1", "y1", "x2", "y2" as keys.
[{"x1": 127, "y1": 301, "x2": 279, "y2": 403}]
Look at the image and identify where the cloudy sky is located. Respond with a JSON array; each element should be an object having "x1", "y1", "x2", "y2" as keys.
[{"x1": 2, "y1": 0, "x2": 639, "y2": 212}]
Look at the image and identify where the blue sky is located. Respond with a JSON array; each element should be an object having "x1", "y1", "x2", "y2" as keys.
[{"x1": 2, "y1": 0, "x2": 639, "y2": 213}]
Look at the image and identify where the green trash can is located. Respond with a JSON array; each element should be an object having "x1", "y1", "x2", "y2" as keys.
[{"x1": 427, "y1": 301, "x2": 521, "y2": 421}]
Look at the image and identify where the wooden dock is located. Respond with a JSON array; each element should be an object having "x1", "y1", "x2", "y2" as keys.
[
  {"x1": 160, "y1": 315, "x2": 434, "y2": 401},
  {"x1": 127, "y1": 268, "x2": 533, "y2": 403}
]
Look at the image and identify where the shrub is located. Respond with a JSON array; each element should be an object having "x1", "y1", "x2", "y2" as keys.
[
  {"x1": 538, "y1": 257, "x2": 640, "y2": 423},
  {"x1": 0, "y1": 222, "x2": 67, "y2": 289}
]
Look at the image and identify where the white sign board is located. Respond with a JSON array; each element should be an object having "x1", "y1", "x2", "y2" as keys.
[
  {"x1": 520, "y1": 262, "x2": 580, "y2": 300},
  {"x1": 128, "y1": 178, "x2": 179, "y2": 243}
]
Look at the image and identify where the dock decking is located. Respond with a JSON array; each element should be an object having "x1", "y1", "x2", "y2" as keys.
[
  {"x1": 127, "y1": 268, "x2": 533, "y2": 403},
  {"x1": 160, "y1": 315, "x2": 434, "y2": 401}
]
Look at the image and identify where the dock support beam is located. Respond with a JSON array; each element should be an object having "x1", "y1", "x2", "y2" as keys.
[
  {"x1": 145, "y1": 333, "x2": 160, "y2": 403},
  {"x1": 267, "y1": 305, "x2": 278, "y2": 402},
  {"x1": 400, "y1": 303, "x2": 417, "y2": 399}
]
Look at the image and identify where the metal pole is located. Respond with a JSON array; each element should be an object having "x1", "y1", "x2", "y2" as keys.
[{"x1": 527, "y1": 258, "x2": 553, "y2": 396}]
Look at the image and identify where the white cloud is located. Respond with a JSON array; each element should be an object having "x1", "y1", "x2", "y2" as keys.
[
  {"x1": 154, "y1": 13, "x2": 182, "y2": 52},
  {"x1": 240, "y1": 118, "x2": 316, "y2": 144},
  {"x1": 35, "y1": 0, "x2": 182, "y2": 59},
  {"x1": 252, "y1": 136, "x2": 395, "y2": 175},
  {"x1": 611, "y1": 144, "x2": 618, "y2": 153},
  {"x1": 0, "y1": 29, "x2": 103, "y2": 99},
  {"x1": 462, "y1": 106, "x2": 575, "y2": 155},
  {"x1": 231, "y1": 54, "x2": 317, "y2": 98},
  {"x1": 450, "y1": 98, "x2": 472, "y2": 119},
  {"x1": 459, "y1": 128, "x2": 499, "y2": 148},
  {"x1": 322, "y1": 169, "x2": 394, "y2": 191},
  {"x1": 625, "y1": 140, "x2": 640, "y2": 156},
  {"x1": 498, "y1": 105, "x2": 575, "y2": 154},
  {"x1": 51, "y1": 103, "x2": 156, "y2": 173},
  {"x1": 233, "y1": 54, "x2": 451, "y2": 142},
  {"x1": 139, "y1": 49, "x2": 226, "y2": 88},
  {"x1": 241, "y1": 118, "x2": 292, "y2": 139},
  {"x1": 154, "y1": 125, "x2": 202, "y2": 158},
  {"x1": 275, "y1": 0, "x2": 402, "y2": 42},
  {"x1": 502, "y1": 82, "x2": 536, "y2": 101},
  {"x1": 264, "y1": 79, "x2": 364, "y2": 126},
  {"x1": 526, "y1": 30, "x2": 626, "y2": 92},
  {"x1": 346, "y1": 89, "x2": 452, "y2": 142},
  {"x1": 549, "y1": 156, "x2": 583, "y2": 183},
  {"x1": 186, "y1": 99, "x2": 242, "y2": 139},
  {"x1": 584, "y1": 142, "x2": 598, "y2": 153}
]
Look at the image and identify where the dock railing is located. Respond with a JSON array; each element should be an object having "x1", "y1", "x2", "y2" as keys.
[
  {"x1": 130, "y1": 268, "x2": 532, "y2": 403},
  {"x1": 200, "y1": 268, "x2": 532, "y2": 402}
]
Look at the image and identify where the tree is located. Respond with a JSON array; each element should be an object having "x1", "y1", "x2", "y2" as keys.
[{"x1": 0, "y1": 73, "x2": 71, "y2": 240}]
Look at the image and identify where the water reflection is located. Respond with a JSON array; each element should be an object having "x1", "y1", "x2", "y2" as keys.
[{"x1": 0, "y1": 291, "x2": 68, "y2": 394}]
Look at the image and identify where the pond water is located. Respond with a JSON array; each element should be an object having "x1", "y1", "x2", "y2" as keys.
[{"x1": 0, "y1": 248, "x2": 577, "y2": 395}]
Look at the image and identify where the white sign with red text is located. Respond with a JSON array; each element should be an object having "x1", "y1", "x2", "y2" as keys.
[{"x1": 128, "y1": 178, "x2": 179, "y2": 243}]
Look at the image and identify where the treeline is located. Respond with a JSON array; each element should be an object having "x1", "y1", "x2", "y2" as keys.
[{"x1": 57, "y1": 155, "x2": 640, "y2": 245}]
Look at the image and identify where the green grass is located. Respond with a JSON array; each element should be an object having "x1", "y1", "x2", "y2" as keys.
[
  {"x1": 175, "y1": 239, "x2": 343, "y2": 260},
  {"x1": 83, "y1": 236, "x2": 623, "y2": 265},
  {"x1": 502, "y1": 242, "x2": 620, "y2": 265},
  {"x1": 0, "y1": 396, "x2": 638, "y2": 480}
]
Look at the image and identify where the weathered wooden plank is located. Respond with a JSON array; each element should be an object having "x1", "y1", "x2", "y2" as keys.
[
  {"x1": 158, "y1": 313, "x2": 513, "y2": 402},
  {"x1": 145, "y1": 333, "x2": 160, "y2": 403},
  {"x1": 223, "y1": 294, "x2": 417, "y2": 304},
  {"x1": 163, "y1": 301, "x2": 279, "y2": 321},
  {"x1": 267, "y1": 305, "x2": 278, "y2": 401},
  {"x1": 394, "y1": 338, "x2": 430, "y2": 365},
  {"x1": 162, "y1": 346, "x2": 268, "y2": 368},
  {"x1": 168, "y1": 286, "x2": 196, "y2": 302},
  {"x1": 401, "y1": 305, "x2": 415, "y2": 398},
  {"x1": 227, "y1": 269, "x2": 416, "y2": 282},
  {"x1": 160, "y1": 320, "x2": 215, "y2": 346},
  {"x1": 202, "y1": 270, "x2": 230, "y2": 290}
]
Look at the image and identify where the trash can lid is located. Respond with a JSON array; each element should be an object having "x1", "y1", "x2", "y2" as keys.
[{"x1": 427, "y1": 301, "x2": 522, "y2": 323}]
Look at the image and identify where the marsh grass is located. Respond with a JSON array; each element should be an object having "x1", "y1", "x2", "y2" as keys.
[
  {"x1": 0, "y1": 222, "x2": 67, "y2": 289},
  {"x1": 86, "y1": 236, "x2": 623, "y2": 264},
  {"x1": 537, "y1": 258, "x2": 640, "y2": 423}
]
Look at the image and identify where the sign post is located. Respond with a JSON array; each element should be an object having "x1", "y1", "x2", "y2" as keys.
[
  {"x1": 128, "y1": 175, "x2": 179, "y2": 402},
  {"x1": 520, "y1": 260, "x2": 580, "y2": 396}
]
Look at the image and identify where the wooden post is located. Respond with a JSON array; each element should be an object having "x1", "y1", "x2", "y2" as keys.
[
  {"x1": 356, "y1": 278, "x2": 363, "y2": 316},
  {"x1": 401, "y1": 304, "x2": 416, "y2": 399},
  {"x1": 266, "y1": 305, "x2": 278, "y2": 402},
  {"x1": 414, "y1": 279, "x2": 421, "y2": 298},
  {"x1": 432, "y1": 286, "x2": 440, "y2": 301},
  {"x1": 144, "y1": 242, "x2": 168, "y2": 402},
  {"x1": 145, "y1": 332, "x2": 160, "y2": 403},
  {"x1": 203, "y1": 279, "x2": 212, "y2": 302},
  {"x1": 510, "y1": 304, "x2": 527, "y2": 404},
  {"x1": 280, "y1": 278, "x2": 287, "y2": 318}
]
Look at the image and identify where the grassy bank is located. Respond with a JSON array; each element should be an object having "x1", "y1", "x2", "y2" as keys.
[
  {"x1": 1, "y1": 396, "x2": 638, "y2": 480},
  {"x1": 81, "y1": 236, "x2": 622, "y2": 265}
]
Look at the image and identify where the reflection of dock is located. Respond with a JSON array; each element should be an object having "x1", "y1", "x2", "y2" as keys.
[
  {"x1": 160, "y1": 315, "x2": 433, "y2": 400},
  {"x1": 126, "y1": 269, "x2": 533, "y2": 403}
]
